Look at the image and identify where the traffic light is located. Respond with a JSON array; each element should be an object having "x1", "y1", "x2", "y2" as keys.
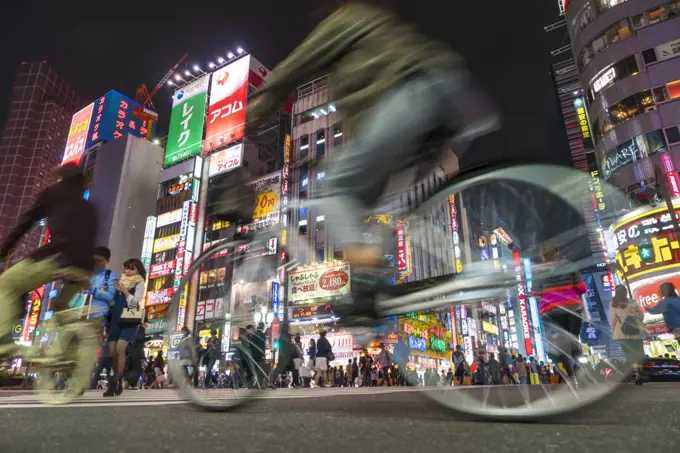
[{"x1": 639, "y1": 243, "x2": 655, "y2": 263}]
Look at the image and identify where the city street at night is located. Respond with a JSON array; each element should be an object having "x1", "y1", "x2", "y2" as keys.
[{"x1": 1, "y1": 384, "x2": 678, "y2": 452}]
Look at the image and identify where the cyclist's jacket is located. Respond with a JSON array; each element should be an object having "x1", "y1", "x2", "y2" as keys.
[
  {"x1": 0, "y1": 178, "x2": 97, "y2": 270},
  {"x1": 248, "y1": 4, "x2": 464, "y2": 133},
  {"x1": 533, "y1": 260, "x2": 586, "y2": 315}
]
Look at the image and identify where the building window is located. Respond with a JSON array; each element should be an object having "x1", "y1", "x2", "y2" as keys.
[
  {"x1": 333, "y1": 124, "x2": 343, "y2": 149},
  {"x1": 596, "y1": 0, "x2": 628, "y2": 15},
  {"x1": 314, "y1": 216, "x2": 325, "y2": 262},
  {"x1": 572, "y1": 1, "x2": 596, "y2": 37},
  {"x1": 602, "y1": 128, "x2": 668, "y2": 179},
  {"x1": 666, "y1": 126, "x2": 680, "y2": 144},
  {"x1": 579, "y1": 19, "x2": 632, "y2": 70},
  {"x1": 631, "y1": 1, "x2": 680, "y2": 29},
  {"x1": 668, "y1": 80, "x2": 680, "y2": 100},
  {"x1": 315, "y1": 130, "x2": 326, "y2": 160},
  {"x1": 597, "y1": 89, "x2": 663, "y2": 139},
  {"x1": 299, "y1": 135, "x2": 310, "y2": 161},
  {"x1": 642, "y1": 48, "x2": 658, "y2": 65},
  {"x1": 588, "y1": 55, "x2": 639, "y2": 100}
]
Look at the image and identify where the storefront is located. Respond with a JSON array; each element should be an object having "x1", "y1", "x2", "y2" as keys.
[{"x1": 398, "y1": 312, "x2": 453, "y2": 372}]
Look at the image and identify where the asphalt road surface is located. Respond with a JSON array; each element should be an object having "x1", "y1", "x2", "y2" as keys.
[{"x1": 1, "y1": 384, "x2": 678, "y2": 452}]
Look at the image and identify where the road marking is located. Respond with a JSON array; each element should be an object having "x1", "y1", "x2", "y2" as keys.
[{"x1": 0, "y1": 387, "x2": 424, "y2": 409}]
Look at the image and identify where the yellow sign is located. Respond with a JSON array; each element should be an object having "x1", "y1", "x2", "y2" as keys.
[
  {"x1": 212, "y1": 220, "x2": 230, "y2": 231},
  {"x1": 456, "y1": 259, "x2": 463, "y2": 273},
  {"x1": 253, "y1": 191, "x2": 279, "y2": 219},
  {"x1": 590, "y1": 169, "x2": 606, "y2": 211},
  {"x1": 615, "y1": 236, "x2": 680, "y2": 281},
  {"x1": 284, "y1": 134, "x2": 291, "y2": 165},
  {"x1": 482, "y1": 321, "x2": 499, "y2": 335},
  {"x1": 153, "y1": 234, "x2": 180, "y2": 253},
  {"x1": 576, "y1": 106, "x2": 591, "y2": 140},
  {"x1": 281, "y1": 229, "x2": 287, "y2": 246},
  {"x1": 365, "y1": 214, "x2": 394, "y2": 224}
]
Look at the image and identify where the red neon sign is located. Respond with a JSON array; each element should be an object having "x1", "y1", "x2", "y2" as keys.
[
  {"x1": 512, "y1": 251, "x2": 534, "y2": 355},
  {"x1": 397, "y1": 225, "x2": 407, "y2": 272}
]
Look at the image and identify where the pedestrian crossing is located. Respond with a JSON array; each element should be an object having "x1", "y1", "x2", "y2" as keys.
[{"x1": 0, "y1": 386, "x2": 424, "y2": 409}]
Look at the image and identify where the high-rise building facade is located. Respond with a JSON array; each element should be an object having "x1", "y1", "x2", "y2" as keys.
[
  {"x1": 566, "y1": 0, "x2": 680, "y2": 197},
  {"x1": 0, "y1": 62, "x2": 83, "y2": 260}
]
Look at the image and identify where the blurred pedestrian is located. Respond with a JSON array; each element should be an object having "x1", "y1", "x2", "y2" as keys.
[
  {"x1": 203, "y1": 329, "x2": 221, "y2": 388},
  {"x1": 533, "y1": 245, "x2": 587, "y2": 381},
  {"x1": 649, "y1": 282, "x2": 680, "y2": 343},
  {"x1": 377, "y1": 343, "x2": 393, "y2": 387},
  {"x1": 313, "y1": 331, "x2": 332, "y2": 387},
  {"x1": 610, "y1": 285, "x2": 646, "y2": 381}
]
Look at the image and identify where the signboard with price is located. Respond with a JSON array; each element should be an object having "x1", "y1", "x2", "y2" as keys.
[
  {"x1": 61, "y1": 103, "x2": 94, "y2": 166},
  {"x1": 288, "y1": 262, "x2": 351, "y2": 304}
]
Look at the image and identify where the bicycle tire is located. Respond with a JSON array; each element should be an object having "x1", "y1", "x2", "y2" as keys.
[
  {"x1": 35, "y1": 320, "x2": 99, "y2": 405},
  {"x1": 380, "y1": 163, "x2": 633, "y2": 421},
  {"x1": 166, "y1": 239, "x2": 273, "y2": 411}
]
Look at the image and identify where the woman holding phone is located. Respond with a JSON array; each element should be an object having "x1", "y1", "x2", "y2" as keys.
[{"x1": 104, "y1": 258, "x2": 146, "y2": 397}]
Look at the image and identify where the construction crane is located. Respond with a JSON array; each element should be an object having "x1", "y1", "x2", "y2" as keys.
[{"x1": 133, "y1": 53, "x2": 189, "y2": 138}]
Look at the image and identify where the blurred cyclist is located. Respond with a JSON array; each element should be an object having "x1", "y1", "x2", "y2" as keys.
[
  {"x1": 0, "y1": 163, "x2": 97, "y2": 358},
  {"x1": 248, "y1": 0, "x2": 499, "y2": 322}
]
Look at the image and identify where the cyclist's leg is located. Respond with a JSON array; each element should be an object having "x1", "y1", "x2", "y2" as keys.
[
  {"x1": 0, "y1": 259, "x2": 62, "y2": 356},
  {"x1": 320, "y1": 69, "x2": 497, "y2": 267}
]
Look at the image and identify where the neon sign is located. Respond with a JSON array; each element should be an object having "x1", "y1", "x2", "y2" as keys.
[{"x1": 512, "y1": 251, "x2": 534, "y2": 355}]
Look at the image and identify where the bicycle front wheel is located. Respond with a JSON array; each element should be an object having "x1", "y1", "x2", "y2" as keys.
[
  {"x1": 166, "y1": 239, "x2": 274, "y2": 411},
  {"x1": 393, "y1": 163, "x2": 635, "y2": 421}
]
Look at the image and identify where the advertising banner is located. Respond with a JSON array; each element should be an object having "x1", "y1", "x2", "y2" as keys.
[
  {"x1": 580, "y1": 272, "x2": 611, "y2": 346},
  {"x1": 204, "y1": 56, "x2": 250, "y2": 153},
  {"x1": 208, "y1": 143, "x2": 243, "y2": 177},
  {"x1": 288, "y1": 262, "x2": 351, "y2": 304},
  {"x1": 145, "y1": 318, "x2": 168, "y2": 334},
  {"x1": 164, "y1": 75, "x2": 209, "y2": 167},
  {"x1": 512, "y1": 251, "x2": 534, "y2": 356},
  {"x1": 153, "y1": 234, "x2": 180, "y2": 253},
  {"x1": 247, "y1": 172, "x2": 282, "y2": 231},
  {"x1": 397, "y1": 224, "x2": 407, "y2": 272},
  {"x1": 85, "y1": 91, "x2": 150, "y2": 148},
  {"x1": 62, "y1": 103, "x2": 95, "y2": 166},
  {"x1": 655, "y1": 37, "x2": 680, "y2": 63},
  {"x1": 149, "y1": 260, "x2": 176, "y2": 279},
  {"x1": 299, "y1": 332, "x2": 356, "y2": 359},
  {"x1": 146, "y1": 288, "x2": 173, "y2": 307},
  {"x1": 610, "y1": 203, "x2": 680, "y2": 282},
  {"x1": 156, "y1": 209, "x2": 183, "y2": 228},
  {"x1": 291, "y1": 304, "x2": 333, "y2": 319}
]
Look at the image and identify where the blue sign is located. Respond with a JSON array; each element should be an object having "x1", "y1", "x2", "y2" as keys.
[
  {"x1": 271, "y1": 281, "x2": 280, "y2": 318},
  {"x1": 408, "y1": 336, "x2": 427, "y2": 352},
  {"x1": 85, "y1": 91, "x2": 152, "y2": 148},
  {"x1": 580, "y1": 272, "x2": 611, "y2": 346}
]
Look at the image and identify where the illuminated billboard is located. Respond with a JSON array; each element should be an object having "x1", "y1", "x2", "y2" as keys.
[
  {"x1": 204, "y1": 56, "x2": 250, "y2": 153},
  {"x1": 164, "y1": 75, "x2": 210, "y2": 167},
  {"x1": 85, "y1": 91, "x2": 150, "y2": 148},
  {"x1": 61, "y1": 103, "x2": 95, "y2": 165},
  {"x1": 611, "y1": 203, "x2": 680, "y2": 282},
  {"x1": 247, "y1": 171, "x2": 282, "y2": 231},
  {"x1": 208, "y1": 143, "x2": 243, "y2": 177}
]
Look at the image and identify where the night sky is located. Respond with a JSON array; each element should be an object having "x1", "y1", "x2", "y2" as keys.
[{"x1": 0, "y1": 0, "x2": 572, "y2": 168}]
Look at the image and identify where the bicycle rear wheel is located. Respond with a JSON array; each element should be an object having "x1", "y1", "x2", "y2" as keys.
[
  {"x1": 384, "y1": 163, "x2": 635, "y2": 421},
  {"x1": 34, "y1": 317, "x2": 99, "y2": 405},
  {"x1": 166, "y1": 239, "x2": 274, "y2": 411}
]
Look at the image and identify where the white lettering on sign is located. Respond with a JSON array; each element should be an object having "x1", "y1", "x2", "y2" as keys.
[
  {"x1": 513, "y1": 251, "x2": 533, "y2": 356},
  {"x1": 591, "y1": 67, "x2": 616, "y2": 94},
  {"x1": 209, "y1": 100, "x2": 244, "y2": 124}
]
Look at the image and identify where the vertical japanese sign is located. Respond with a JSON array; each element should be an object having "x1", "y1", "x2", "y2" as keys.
[
  {"x1": 271, "y1": 281, "x2": 280, "y2": 319},
  {"x1": 449, "y1": 194, "x2": 462, "y2": 273},
  {"x1": 164, "y1": 76, "x2": 210, "y2": 167},
  {"x1": 22, "y1": 288, "x2": 44, "y2": 343},
  {"x1": 141, "y1": 216, "x2": 157, "y2": 274},
  {"x1": 61, "y1": 103, "x2": 94, "y2": 166},
  {"x1": 574, "y1": 98, "x2": 593, "y2": 149},
  {"x1": 174, "y1": 200, "x2": 196, "y2": 330},
  {"x1": 523, "y1": 258, "x2": 545, "y2": 361},
  {"x1": 397, "y1": 224, "x2": 407, "y2": 272},
  {"x1": 512, "y1": 251, "x2": 533, "y2": 356},
  {"x1": 204, "y1": 56, "x2": 250, "y2": 153}
]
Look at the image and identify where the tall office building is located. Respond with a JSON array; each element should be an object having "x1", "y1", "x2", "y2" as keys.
[{"x1": 0, "y1": 62, "x2": 83, "y2": 259}]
